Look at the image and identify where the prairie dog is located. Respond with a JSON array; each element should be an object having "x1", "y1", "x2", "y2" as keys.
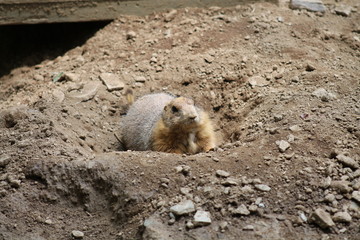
[{"x1": 121, "y1": 93, "x2": 216, "y2": 154}]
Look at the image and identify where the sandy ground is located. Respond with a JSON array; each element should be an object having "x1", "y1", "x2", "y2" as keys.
[{"x1": 0, "y1": 0, "x2": 359, "y2": 239}]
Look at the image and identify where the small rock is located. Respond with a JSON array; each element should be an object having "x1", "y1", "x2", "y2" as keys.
[
  {"x1": 7, "y1": 175, "x2": 20, "y2": 188},
  {"x1": 180, "y1": 187, "x2": 192, "y2": 197},
  {"x1": 352, "y1": 191, "x2": 360, "y2": 203},
  {"x1": 45, "y1": 219, "x2": 53, "y2": 225},
  {"x1": 52, "y1": 89, "x2": 65, "y2": 103},
  {"x1": 331, "y1": 180, "x2": 351, "y2": 193},
  {"x1": 248, "y1": 204, "x2": 258, "y2": 213},
  {"x1": 276, "y1": 140, "x2": 290, "y2": 153},
  {"x1": 335, "y1": 5, "x2": 352, "y2": 17},
  {"x1": 63, "y1": 72, "x2": 79, "y2": 82},
  {"x1": 170, "y1": 200, "x2": 195, "y2": 216},
  {"x1": 312, "y1": 88, "x2": 336, "y2": 102},
  {"x1": 254, "y1": 184, "x2": 271, "y2": 192},
  {"x1": 71, "y1": 230, "x2": 84, "y2": 239},
  {"x1": 248, "y1": 76, "x2": 269, "y2": 87},
  {"x1": 193, "y1": 210, "x2": 212, "y2": 226},
  {"x1": 305, "y1": 63, "x2": 316, "y2": 72},
  {"x1": 143, "y1": 215, "x2": 172, "y2": 239},
  {"x1": 216, "y1": 170, "x2": 230, "y2": 178},
  {"x1": 134, "y1": 76, "x2": 147, "y2": 83},
  {"x1": 241, "y1": 185, "x2": 254, "y2": 194},
  {"x1": 309, "y1": 208, "x2": 335, "y2": 229},
  {"x1": 232, "y1": 204, "x2": 250, "y2": 216},
  {"x1": 67, "y1": 82, "x2": 100, "y2": 102},
  {"x1": 33, "y1": 74, "x2": 44, "y2": 81},
  {"x1": 219, "y1": 221, "x2": 228, "y2": 232},
  {"x1": 273, "y1": 114, "x2": 283, "y2": 122},
  {"x1": 126, "y1": 31, "x2": 137, "y2": 40},
  {"x1": 221, "y1": 178, "x2": 238, "y2": 186},
  {"x1": 290, "y1": 0, "x2": 326, "y2": 13},
  {"x1": 332, "y1": 212, "x2": 352, "y2": 223},
  {"x1": 336, "y1": 154, "x2": 359, "y2": 169},
  {"x1": 299, "y1": 212, "x2": 308, "y2": 222},
  {"x1": 289, "y1": 125, "x2": 301, "y2": 132},
  {"x1": 164, "y1": 9, "x2": 177, "y2": 22},
  {"x1": 186, "y1": 221, "x2": 194, "y2": 229},
  {"x1": 204, "y1": 55, "x2": 215, "y2": 63},
  {"x1": 99, "y1": 73, "x2": 125, "y2": 91},
  {"x1": 0, "y1": 155, "x2": 10, "y2": 168},
  {"x1": 324, "y1": 194, "x2": 335, "y2": 203},
  {"x1": 243, "y1": 225, "x2": 255, "y2": 231}
]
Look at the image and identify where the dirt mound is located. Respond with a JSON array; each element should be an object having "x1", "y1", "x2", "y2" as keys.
[{"x1": 0, "y1": 1, "x2": 359, "y2": 239}]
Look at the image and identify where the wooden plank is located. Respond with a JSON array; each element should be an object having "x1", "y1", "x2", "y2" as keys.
[{"x1": 0, "y1": 0, "x2": 276, "y2": 25}]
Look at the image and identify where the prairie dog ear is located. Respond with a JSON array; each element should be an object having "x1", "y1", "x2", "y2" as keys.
[{"x1": 164, "y1": 105, "x2": 168, "y2": 111}]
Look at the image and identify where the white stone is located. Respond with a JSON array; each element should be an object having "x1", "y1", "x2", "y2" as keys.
[
  {"x1": 100, "y1": 73, "x2": 125, "y2": 91},
  {"x1": 71, "y1": 230, "x2": 84, "y2": 239},
  {"x1": 193, "y1": 210, "x2": 212, "y2": 226},
  {"x1": 254, "y1": 184, "x2": 271, "y2": 192},
  {"x1": 276, "y1": 140, "x2": 290, "y2": 153},
  {"x1": 216, "y1": 170, "x2": 230, "y2": 178},
  {"x1": 170, "y1": 200, "x2": 195, "y2": 216}
]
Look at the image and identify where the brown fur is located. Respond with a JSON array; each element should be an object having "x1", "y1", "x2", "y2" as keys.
[{"x1": 151, "y1": 98, "x2": 216, "y2": 154}]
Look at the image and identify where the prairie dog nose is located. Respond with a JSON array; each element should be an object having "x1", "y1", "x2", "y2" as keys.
[{"x1": 189, "y1": 115, "x2": 197, "y2": 120}]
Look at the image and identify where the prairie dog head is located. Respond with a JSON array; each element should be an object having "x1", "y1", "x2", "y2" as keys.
[{"x1": 162, "y1": 97, "x2": 200, "y2": 128}]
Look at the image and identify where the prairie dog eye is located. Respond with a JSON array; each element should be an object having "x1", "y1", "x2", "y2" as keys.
[{"x1": 171, "y1": 106, "x2": 179, "y2": 113}]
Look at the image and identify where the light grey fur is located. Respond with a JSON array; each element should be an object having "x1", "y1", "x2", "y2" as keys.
[{"x1": 121, "y1": 93, "x2": 175, "y2": 151}]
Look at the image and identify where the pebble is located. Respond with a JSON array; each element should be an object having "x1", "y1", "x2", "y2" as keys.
[
  {"x1": 310, "y1": 208, "x2": 335, "y2": 229},
  {"x1": 334, "y1": 5, "x2": 352, "y2": 17},
  {"x1": 233, "y1": 204, "x2": 250, "y2": 216},
  {"x1": 164, "y1": 9, "x2": 177, "y2": 22},
  {"x1": 324, "y1": 194, "x2": 335, "y2": 203},
  {"x1": 219, "y1": 221, "x2": 228, "y2": 232},
  {"x1": 248, "y1": 76, "x2": 268, "y2": 87},
  {"x1": 71, "y1": 230, "x2": 84, "y2": 239},
  {"x1": 216, "y1": 170, "x2": 230, "y2": 178},
  {"x1": 243, "y1": 224, "x2": 255, "y2": 231},
  {"x1": 52, "y1": 89, "x2": 65, "y2": 103},
  {"x1": 186, "y1": 221, "x2": 194, "y2": 229},
  {"x1": 45, "y1": 219, "x2": 53, "y2": 225},
  {"x1": 7, "y1": 175, "x2": 20, "y2": 188},
  {"x1": 126, "y1": 31, "x2": 137, "y2": 40},
  {"x1": 299, "y1": 212, "x2": 308, "y2": 222},
  {"x1": 99, "y1": 73, "x2": 125, "y2": 91},
  {"x1": 254, "y1": 184, "x2": 271, "y2": 192},
  {"x1": 0, "y1": 155, "x2": 11, "y2": 168},
  {"x1": 276, "y1": 140, "x2": 290, "y2": 153},
  {"x1": 204, "y1": 55, "x2": 215, "y2": 63},
  {"x1": 134, "y1": 76, "x2": 147, "y2": 83},
  {"x1": 221, "y1": 178, "x2": 238, "y2": 186},
  {"x1": 170, "y1": 200, "x2": 195, "y2": 216},
  {"x1": 63, "y1": 72, "x2": 79, "y2": 82},
  {"x1": 289, "y1": 125, "x2": 301, "y2": 132},
  {"x1": 290, "y1": 0, "x2": 326, "y2": 12},
  {"x1": 336, "y1": 154, "x2": 359, "y2": 169},
  {"x1": 312, "y1": 88, "x2": 336, "y2": 102},
  {"x1": 305, "y1": 63, "x2": 316, "y2": 72},
  {"x1": 332, "y1": 212, "x2": 352, "y2": 223},
  {"x1": 352, "y1": 191, "x2": 360, "y2": 203},
  {"x1": 67, "y1": 82, "x2": 100, "y2": 102},
  {"x1": 331, "y1": 180, "x2": 351, "y2": 193},
  {"x1": 193, "y1": 210, "x2": 212, "y2": 226},
  {"x1": 33, "y1": 74, "x2": 44, "y2": 81}
]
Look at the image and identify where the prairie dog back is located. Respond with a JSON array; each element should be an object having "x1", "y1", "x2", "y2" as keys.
[{"x1": 121, "y1": 93, "x2": 174, "y2": 151}]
